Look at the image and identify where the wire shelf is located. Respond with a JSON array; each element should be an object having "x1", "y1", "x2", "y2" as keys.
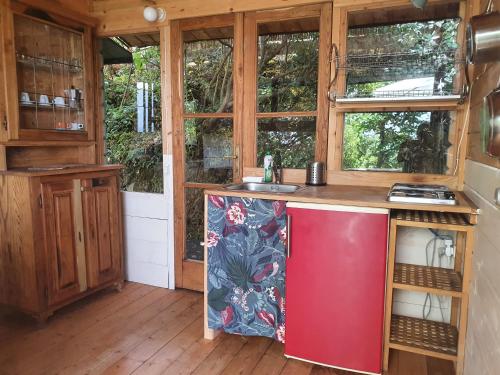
[
  {"x1": 335, "y1": 49, "x2": 464, "y2": 70},
  {"x1": 329, "y1": 47, "x2": 467, "y2": 102}
]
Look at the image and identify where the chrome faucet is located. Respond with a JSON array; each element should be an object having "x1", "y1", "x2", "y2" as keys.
[{"x1": 272, "y1": 152, "x2": 283, "y2": 184}]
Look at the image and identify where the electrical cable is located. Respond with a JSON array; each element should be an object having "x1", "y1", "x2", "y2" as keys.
[{"x1": 422, "y1": 229, "x2": 454, "y2": 322}]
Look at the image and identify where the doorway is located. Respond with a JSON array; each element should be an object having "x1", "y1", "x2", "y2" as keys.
[{"x1": 101, "y1": 33, "x2": 171, "y2": 288}]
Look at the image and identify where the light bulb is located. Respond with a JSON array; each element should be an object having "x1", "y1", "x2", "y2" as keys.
[{"x1": 143, "y1": 7, "x2": 166, "y2": 22}]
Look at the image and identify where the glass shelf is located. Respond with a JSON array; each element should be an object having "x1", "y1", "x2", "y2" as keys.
[{"x1": 17, "y1": 53, "x2": 83, "y2": 72}]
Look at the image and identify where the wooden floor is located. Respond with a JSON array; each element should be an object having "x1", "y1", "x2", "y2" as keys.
[{"x1": 0, "y1": 282, "x2": 454, "y2": 375}]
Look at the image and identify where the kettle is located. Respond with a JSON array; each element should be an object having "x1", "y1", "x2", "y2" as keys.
[{"x1": 305, "y1": 161, "x2": 326, "y2": 186}]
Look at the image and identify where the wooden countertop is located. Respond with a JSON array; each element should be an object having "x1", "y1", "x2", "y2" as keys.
[
  {"x1": 0, "y1": 164, "x2": 123, "y2": 177},
  {"x1": 205, "y1": 184, "x2": 479, "y2": 215}
]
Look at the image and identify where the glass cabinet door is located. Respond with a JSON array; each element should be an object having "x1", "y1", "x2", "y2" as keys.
[{"x1": 14, "y1": 14, "x2": 86, "y2": 132}]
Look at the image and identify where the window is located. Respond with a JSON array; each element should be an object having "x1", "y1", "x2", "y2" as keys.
[
  {"x1": 247, "y1": 5, "x2": 331, "y2": 170},
  {"x1": 256, "y1": 21, "x2": 319, "y2": 168},
  {"x1": 330, "y1": 3, "x2": 466, "y2": 182},
  {"x1": 343, "y1": 111, "x2": 454, "y2": 175}
]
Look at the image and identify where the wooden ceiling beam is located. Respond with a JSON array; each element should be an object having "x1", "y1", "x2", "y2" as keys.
[{"x1": 15, "y1": 0, "x2": 98, "y2": 27}]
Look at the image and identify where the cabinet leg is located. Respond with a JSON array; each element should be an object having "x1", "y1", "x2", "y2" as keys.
[
  {"x1": 204, "y1": 326, "x2": 220, "y2": 340},
  {"x1": 383, "y1": 347, "x2": 390, "y2": 373},
  {"x1": 33, "y1": 311, "x2": 53, "y2": 326},
  {"x1": 114, "y1": 281, "x2": 124, "y2": 292}
]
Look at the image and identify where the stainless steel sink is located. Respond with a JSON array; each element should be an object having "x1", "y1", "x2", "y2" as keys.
[{"x1": 224, "y1": 182, "x2": 302, "y2": 193}]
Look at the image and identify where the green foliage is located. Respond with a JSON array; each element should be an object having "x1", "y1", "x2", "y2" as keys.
[
  {"x1": 184, "y1": 39, "x2": 234, "y2": 113},
  {"x1": 343, "y1": 111, "x2": 451, "y2": 174},
  {"x1": 104, "y1": 45, "x2": 163, "y2": 193},
  {"x1": 258, "y1": 32, "x2": 319, "y2": 112}
]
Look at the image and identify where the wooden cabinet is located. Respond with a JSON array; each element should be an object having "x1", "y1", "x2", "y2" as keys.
[
  {"x1": 0, "y1": 167, "x2": 123, "y2": 322},
  {"x1": 0, "y1": 2, "x2": 94, "y2": 143},
  {"x1": 81, "y1": 176, "x2": 122, "y2": 288},
  {"x1": 43, "y1": 179, "x2": 86, "y2": 305}
]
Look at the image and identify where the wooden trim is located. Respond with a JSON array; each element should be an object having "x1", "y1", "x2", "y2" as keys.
[
  {"x1": 455, "y1": 227, "x2": 474, "y2": 375},
  {"x1": 334, "y1": 100, "x2": 460, "y2": 112},
  {"x1": 184, "y1": 182, "x2": 228, "y2": 189},
  {"x1": 328, "y1": 6, "x2": 347, "y2": 172},
  {"x1": 327, "y1": 170, "x2": 459, "y2": 190},
  {"x1": 161, "y1": 22, "x2": 173, "y2": 156},
  {"x1": 15, "y1": 0, "x2": 97, "y2": 27},
  {"x1": 315, "y1": 2, "x2": 332, "y2": 163},
  {"x1": 1, "y1": 4, "x2": 19, "y2": 140},
  {"x1": 72, "y1": 179, "x2": 87, "y2": 292},
  {"x1": 327, "y1": 8, "x2": 345, "y2": 172},
  {"x1": 94, "y1": 37, "x2": 104, "y2": 164},
  {"x1": 233, "y1": 13, "x2": 244, "y2": 182},
  {"x1": 387, "y1": 342, "x2": 458, "y2": 362},
  {"x1": 204, "y1": 194, "x2": 219, "y2": 339},
  {"x1": 392, "y1": 282, "x2": 463, "y2": 298},
  {"x1": 254, "y1": 3, "x2": 323, "y2": 23},
  {"x1": 383, "y1": 218, "x2": 398, "y2": 372},
  {"x1": 242, "y1": 12, "x2": 258, "y2": 169},
  {"x1": 183, "y1": 113, "x2": 234, "y2": 119},
  {"x1": 255, "y1": 111, "x2": 317, "y2": 118},
  {"x1": 0, "y1": 145, "x2": 6, "y2": 170},
  {"x1": 17, "y1": 129, "x2": 89, "y2": 142},
  {"x1": 171, "y1": 19, "x2": 185, "y2": 288},
  {"x1": 334, "y1": 0, "x2": 460, "y2": 10},
  {"x1": 83, "y1": 25, "x2": 95, "y2": 142},
  {"x1": 178, "y1": 13, "x2": 235, "y2": 31}
]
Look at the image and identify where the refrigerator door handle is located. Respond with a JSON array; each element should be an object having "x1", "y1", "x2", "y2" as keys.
[{"x1": 286, "y1": 214, "x2": 291, "y2": 258}]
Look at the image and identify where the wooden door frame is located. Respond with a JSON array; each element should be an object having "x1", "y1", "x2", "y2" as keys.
[{"x1": 171, "y1": 14, "x2": 244, "y2": 290}]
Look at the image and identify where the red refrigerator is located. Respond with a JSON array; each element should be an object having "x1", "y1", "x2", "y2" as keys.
[{"x1": 285, "y1": 203, "x2": 389, "y2": 375}]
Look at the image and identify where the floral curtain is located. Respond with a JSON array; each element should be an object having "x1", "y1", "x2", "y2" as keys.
[{"x1": 206, "y1": 195, "x2": 286, "y2": 343}]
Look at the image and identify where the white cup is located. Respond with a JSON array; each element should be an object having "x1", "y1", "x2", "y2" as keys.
[
  {"x1": 53, "y1": 96, "x2": 65, "y2": 106},
  {"x1": 20, "y1": 92, "x2": 30, "y2": 103},
  {"x1": 39, "y1": 94, "x2": 49, "y2": 105},
  {"x1": 71, "y1": 122, "x2": 84, "y2": 130}
]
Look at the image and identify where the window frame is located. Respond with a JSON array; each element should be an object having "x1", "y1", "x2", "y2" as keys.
[
  {"x1": 326, "y1": 1, "x2": 469, "y2": 190},
  {"x1": 242, "y1": 4, "x2": 333, "y2": 178},
  {"x1": 171, "y1": 13, "x2": 244, "y2": 289}
]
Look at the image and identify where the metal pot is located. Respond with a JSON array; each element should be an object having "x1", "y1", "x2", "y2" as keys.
[
  {"x1": 305, "y1": 161, "x2": 326, "y2": 186},
  {"x1": 466, "y1": 11, "x2": 500, "y2": 64},
  {"x1": 484, "y1": 88, "x2": 500, "y2": 157}
]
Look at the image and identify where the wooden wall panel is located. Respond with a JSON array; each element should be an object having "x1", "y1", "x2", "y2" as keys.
[
  {"x1": 6, "y1": 146, "x2": 85, "y2": 168},
  {"x1": 0, "y1": 174, "x2": 39, "y2": 312},
  {"x1": 466, "y1": 0, "x2": 500, "y2": 169},
  {"x1": 92, "y1": 0, "x2": 332, "y2": 35}
]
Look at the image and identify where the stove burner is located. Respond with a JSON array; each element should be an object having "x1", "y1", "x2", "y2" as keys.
[{"x1": 387, "y1": 183, "x2": 456, "y2": 205}]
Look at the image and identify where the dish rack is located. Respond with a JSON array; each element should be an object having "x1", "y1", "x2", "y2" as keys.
[{"x1": 328, "y1": 48, "x2": 467, "y2": 103}]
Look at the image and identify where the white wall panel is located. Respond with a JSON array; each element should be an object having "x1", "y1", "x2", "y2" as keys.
[{"x1": 463, "y1": 159, "x2": 500, "y2": 375}]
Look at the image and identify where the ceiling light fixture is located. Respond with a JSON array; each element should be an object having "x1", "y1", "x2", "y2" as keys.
[{"x1": 143, "y1": 6, "x2": 166, "y2": 23}]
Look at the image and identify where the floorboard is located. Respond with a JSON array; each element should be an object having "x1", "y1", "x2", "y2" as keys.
[{"x1": 0, "y1": 282, "x2": 454, "y2": 375}]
